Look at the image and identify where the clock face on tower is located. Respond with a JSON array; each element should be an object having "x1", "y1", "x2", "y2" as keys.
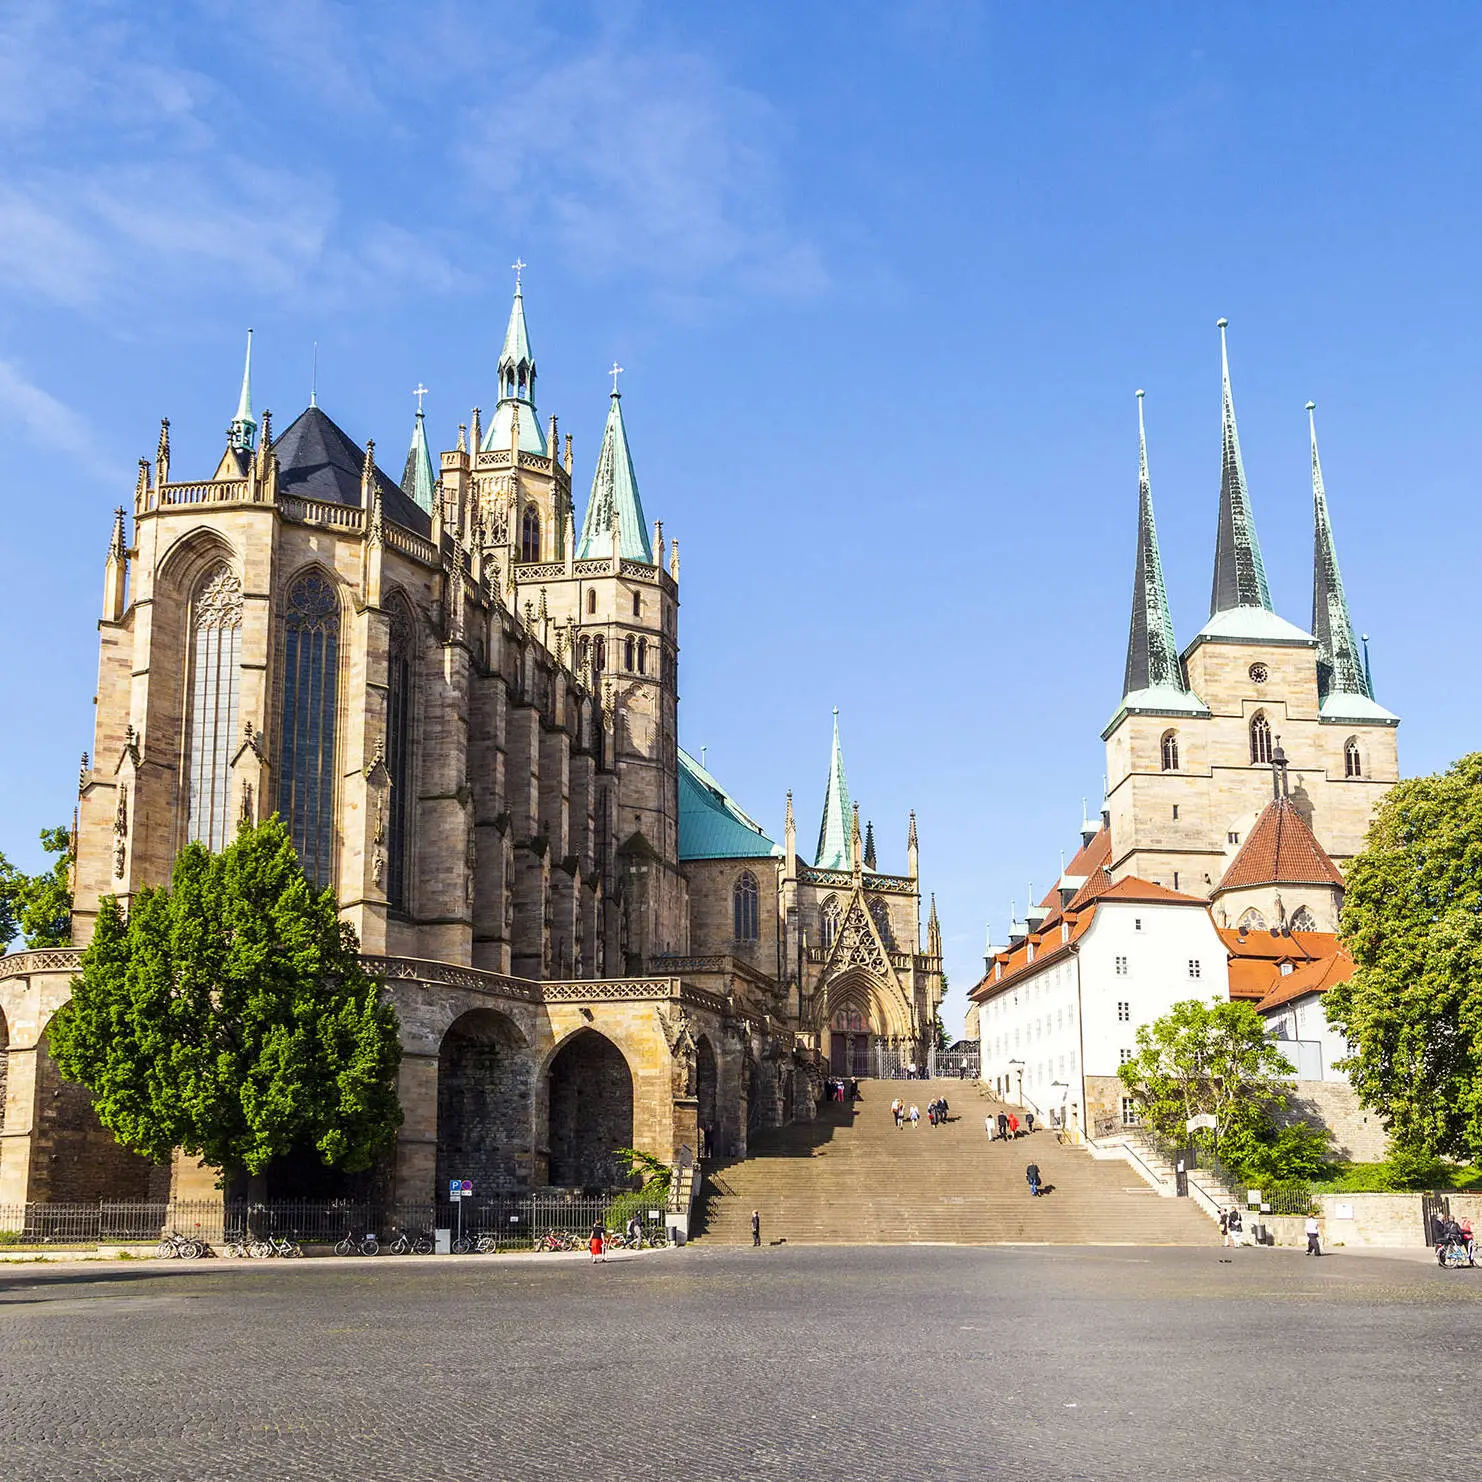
[{"x1": 1248, "y1": 663, "x2": 1269, "y2": 684}]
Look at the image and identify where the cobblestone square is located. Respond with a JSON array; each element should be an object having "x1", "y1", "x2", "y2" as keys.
[{"x1": 0, "y1": 1244, "x2": 1474, "y2": 1481}]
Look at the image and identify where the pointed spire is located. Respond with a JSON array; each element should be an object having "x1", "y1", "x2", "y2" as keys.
[
  {"x1": 864, "y1": 819, "x2": 877, "y2": 871},
  {"x1": 850, "y1": 802, "x2": 863, "y2": 873},
  {"x1": 1210, "y1": 319, "x2": 1272, "y2": 616},
  {"x1": 228, "y1": 329, "x2": 257, "y2": 453},
  {"x1": 155, "y1": 417, "x2": 171, "y2": 487},
  {"x1": 1122, "y1": 389, "x2": 1191, "y2": 700},
  {"x1": 577, "y1": 377, "x2": 653, "y2": 562},
  {"x1": 814, "y1": 709, "x2": 853, "y2": 870},
  {"x1": 401, "y1": 384, "x2": 437, "y2": 514},
  {"x1": 1308, "y1": 402, "x2": 1372, "y2": 701}
]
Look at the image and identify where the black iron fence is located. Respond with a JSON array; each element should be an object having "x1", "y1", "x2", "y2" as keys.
[{"x1": 0, "y1": 1195, "x2": 671, "y2": 1252}]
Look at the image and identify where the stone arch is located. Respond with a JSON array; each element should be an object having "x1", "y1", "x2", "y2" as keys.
[
  {"x1": 545, "y1": 1028, "x2": 634, "y2": 1189},
  {"x1": 813, "y1": 968, "x2": 914, "y2": 1077},
  {"x1": 695, "y1": 1034, "x2": 718, "y2": 1155},
  {"x1": 155, "y1": 526, "x2": 239, "y2": 597},
  {"x1": 436, "y1": 1007, "x2": 532, "y2": 1197}
]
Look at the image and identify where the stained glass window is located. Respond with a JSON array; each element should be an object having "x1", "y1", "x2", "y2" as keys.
[
  {"x1": 386, "y1": 602, "x2": 413, "y2": 908},
  {"x1": 186, "y1": 563, "x2": 242, "y2": 851},
  {"x1": 521, "y1": 506, "x2": 541, "y2": 563},
  {"x1": 278, "y1": 571, "x2": 340, "y2": 888},
  {"x1": 733, "y1": 870, "x2": 759, "y2": 941}
]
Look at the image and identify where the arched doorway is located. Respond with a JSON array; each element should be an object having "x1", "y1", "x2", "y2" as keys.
[
  {"x1": 695, "y1": 1035, "x2": 718, "y2": 1157},
  {"x1": 830, "y1": 1006, "x2": 872, "y2": 1078},
  {"x1": 437, "y1": 1008, "x2": 532, "y2": 1196},
  {"x1": 546, "y1": 1030, "x2": 633, "y2": 1189}
]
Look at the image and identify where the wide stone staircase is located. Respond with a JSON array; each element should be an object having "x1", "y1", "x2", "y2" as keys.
[{"x1": 693, "y1": 1079, "x2": 1217, "y2": 1246}]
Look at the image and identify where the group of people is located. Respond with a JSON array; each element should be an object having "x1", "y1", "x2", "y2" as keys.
[
  {"x1": 986, "y1": 1110, "x2": 1034, "y2": 1140},
  {"x1": 890, "y1": 1096, "x2": 952, "y2": 1128},
  {"x1": 824, "y1": 1077, "x2": 861, "y2": 1104}
]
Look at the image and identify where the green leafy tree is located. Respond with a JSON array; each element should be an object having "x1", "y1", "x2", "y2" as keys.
[
  {"x1": 0, "y1": 826, "x2": 75, "y2": 949},
  {"x1": 1325, "y1": 753, "x2": 1482, "y2": 1164},
  {"x1": 48, "y1": 817, "x2": 401, "y2": 1182},
  {"x1": 1117, "y1": 997, "x2": 1296, "y2": 1146}
]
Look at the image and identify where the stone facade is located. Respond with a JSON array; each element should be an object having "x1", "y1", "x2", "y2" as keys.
[{"x1": 0, "y1": 290, "x2": 943, "y2": 1207}]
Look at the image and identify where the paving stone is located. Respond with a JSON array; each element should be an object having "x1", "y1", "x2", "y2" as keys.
[{"x1": 0, "y1": 1245, "x2": 1475, "y2": 1480}]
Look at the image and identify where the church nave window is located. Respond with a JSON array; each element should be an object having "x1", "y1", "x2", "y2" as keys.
[
  {"x1": 1237, "y1": 907, "x2": 1267, "y2": 932},
  {"x1": 520, "y1": 506, "x2": 541, "y2": 564},
  {"x1": 385, "y1": 600, "x2": 415, "y2": 910},
  {"x1": 1249, "y1": 711, "x2": 1272, "y2": 765},
  {"x1": 186, "y1": 562, "x2": 243, "y2": 852},
  {"x1": 820, "y1": 895, "x2": 841, "y2": 950},
  {"x1": 733, "y1": 870, "x2": 760, "y2": 942},
  {"x1": 1289, "y1": 905, "x2": 1317, "y2": 932},
  {"x1": 1160, "y1": 729, "x2": 1180, "y2": 772},
  {"x1": 1344, "y1": 736, "x2": 1362, "y2": 778},
  {"x1": 278, "y1": 570, "x2": 341, "y2": 890}
]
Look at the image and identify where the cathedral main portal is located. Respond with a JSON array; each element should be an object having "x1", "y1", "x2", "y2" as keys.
[{"x1": 829, "y1": 1008, "x2": 873, "y2": 1078}]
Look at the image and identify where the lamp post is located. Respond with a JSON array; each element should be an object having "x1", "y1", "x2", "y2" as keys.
[{"x1": 1009, "y1": 1058, "x2": 1024, "y2": 1108}]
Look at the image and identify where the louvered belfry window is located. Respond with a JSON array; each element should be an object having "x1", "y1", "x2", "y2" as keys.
[
  {"x1": 186, "y1": 563, "x2": 243, "y2": 851},
  {"x1": 278, "y1": 571, "x2": 340, "y2": 888}
]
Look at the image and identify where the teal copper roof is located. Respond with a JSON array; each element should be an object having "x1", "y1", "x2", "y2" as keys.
[
  {"x1": 1308, "y1": 403, "x2": 1377, "y2": 708},
  {"x1": 814, "y1": 711, "x2": 852, "y2": 869},
  {"x1": 480, "y1": 280, "x2": 545, "y2": 455},
  {"x1": 678, "y1": 748, "x2": 779, "y2": 860},
  {"x1": 577, "y1": 389, "x2": 652, "y2": 562},
  {"x1": 1209, "y1": 319, "x2": 1273, "y2": 618},
  {"x1": 228, "y1": 329, "x2": 256, "y2": 453},
  {"x1": 401, "y1": 404, "x2": 437, "y2": 514}
]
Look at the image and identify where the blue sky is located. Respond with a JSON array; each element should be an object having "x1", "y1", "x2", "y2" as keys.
[{"x1": 2, "y1": 2, "x2": 1479, "y2": 1032}]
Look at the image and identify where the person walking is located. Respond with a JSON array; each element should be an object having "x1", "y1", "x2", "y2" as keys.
[
  {"x1": 939, "y1": 1096, "x2": 950, "y2": 1124},
  {"x1": 1305, "y1": 1214, "x2": 1322, "y2": 1257},
  {"x1": 997, "y1": 1111, "x2": 1009, "y2": 1141},
  {"x1": 892, "y1": 1097, "x2": 904, "y2": 1129},
  {"x1": 909, "y1": 1103, "x2": 920, "y2": 1128},
  {"x1": 1026, "y1": 1162, "x2": 1041, "y2": 1197},
  {"x1": 1226, "y1": 1206, "x2": 1243, "y2": 1248},
  {"x1": 627, "y1": 1214, "x2": 643, "y2": 1249},
  {"x1": 1219, "y1": 1208, "x2": 1233, "y2": 1248},
  {"x1": 589, "y1": 1222, "x2": 607, "y2": 1264},
  {"x1": 985, "y1": 1115, "x2": 995, "y2": 1138},
  {"x1": 1008, "y1": 1113, "x2": 1019, "y2": 1139},
  {"x1": 1026, "y1": 1112, "x2": 1035, "y2": 1134},
  {"x1": 751, "y1": 1209, "x2": 762, "y2": 1248}
]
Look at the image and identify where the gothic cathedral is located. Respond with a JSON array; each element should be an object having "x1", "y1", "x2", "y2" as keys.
[{"x1": 0, "y1": 276, "x2": 944, "y2": 1207}]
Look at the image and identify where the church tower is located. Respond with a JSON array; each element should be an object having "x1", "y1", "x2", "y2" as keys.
[{"x1": 1105, "y1": 322, "x2": 1399, "y2": 897}]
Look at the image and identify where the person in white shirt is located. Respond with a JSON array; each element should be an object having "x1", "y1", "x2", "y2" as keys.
[{"x1": 1305, "y1": 1214, "x2": 1322, "y2": 1256}]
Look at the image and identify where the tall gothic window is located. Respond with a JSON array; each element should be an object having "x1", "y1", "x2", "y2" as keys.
[
  {"x1": 624, "y1": 636, "x2": 635, "y2": 671},
  {"x1": 186, "y1": 563, "x2": 243, "y2": 851},
  {"x1": 1249, "y1": 711, "x2": 1272, "y2": 765},
  {"x1": 1160, "y1": 729, "x2": 1180, "y2": 772},
  {"x1": 1344, "y1": 737, "x2": 1362, "y2": 778},
  {"x1": 733, "y1": 870, "x2": 760, "y2": 942},
  {"x1": 1289, "y1": 905, "x2": 1317, "y2": 932},
  {"x1": 278, "y1": 571, "x2": 340, "y2": 888},
  {"x1": 385, "y1": 602, "x2": 414, "y2": 909},
  {"x1": 820, "y1": 894, "x2": 841, "y2": 950},
  {"x1": 521, "y1": 506, "x2": 541, "y2": 563},
  {"x1": 591, "y1": 635, "x2": 606, "y2": 675}
]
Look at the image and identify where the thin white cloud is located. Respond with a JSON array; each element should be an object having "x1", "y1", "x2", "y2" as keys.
[
  {"x1": 461, "y1": 34, "x2": 826, "y2": 303},
  {"x1": 0, "y1": 359, "x2": 123, "y2": 482}
]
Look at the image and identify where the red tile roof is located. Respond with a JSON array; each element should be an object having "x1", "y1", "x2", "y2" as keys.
[
  {"x1": 1215, "y1": 797, "x2": 1346, "y2": 894},
  {"x1": 1097, "y1": 877, "x2": 1209, "y2": 906},
  {"x1": 1255, "y1": 947, "x2": 1354, "y2": 1013}
]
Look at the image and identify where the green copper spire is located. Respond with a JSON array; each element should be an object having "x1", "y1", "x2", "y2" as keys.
[
  {"x1": 814, "y1": 709, "x2": 853, "y2": 870},
  {"x1": 577, "y1": 368, "x2": 652, "y2": 562},
  {"x1": 228, "y1": 329, "x2": 256, "y2": 453},
  {"x1": 482, "y1": 262, "x2": 546, "y2": 456},
  {"x1": 1209, "y1": 318, "x2": 1272, "y2": 617},
  {"x1": 1308, "y1": 402, "x2": 1371, "y2": 702},
  {"x1": 401, "y1": 382, "x2": 437, "y2": 515},
  {"x1": 1122, "y1": 390, "x2": 1192, "y2": 700}
]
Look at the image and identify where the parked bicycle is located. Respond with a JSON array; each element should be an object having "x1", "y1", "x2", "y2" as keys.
[
  {"x1": 334, "y1": 1231, "x2": 380, "y2": 1256},
  {"x1": 452, "y1": 1231, "x2": 498, "y2": 1254},
  {"x1": 534, "y1": 1230, "x2": 581, "y2": 1253},
  {"x1": 156, "y1": 1232, "x2": 206, "y2": 1259},
  {"x1": 1437, "y1": 1239, "x2": 1475, "y2": 1269},
  {"x1": 388, "y1": 1229, "x2": 435, "y2": 1255}
]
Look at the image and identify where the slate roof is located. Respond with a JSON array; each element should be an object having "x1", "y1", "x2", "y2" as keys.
[
  {"x1": 274, "y1": 406, "x2": 431, "y2": 537},
  {"x1": 576, "y1": 391, "x2": 651, "y2": 562},
  {"x1": 813, "y1": 712, "x2": 852, "y2": 870},
  {"x1": 1214, "y1": 797, "x2": 1346, "y2": 894},
  {"x1": 1210, "y1": 320, "x2": 1273, "y2": 618},
  {"x1": 678, "y1": 748, "x2": 780, "y2": 860}
]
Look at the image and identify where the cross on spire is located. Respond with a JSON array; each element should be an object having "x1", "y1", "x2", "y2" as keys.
[
  {"x1": 511, "y1": 258, "x2": 526, "y2": 288},
  {"x1": 609, "y1": 361, "x2": 624, "y2": 395},
  {"x1": 413, "y1": 382, "x2": 429, "y2": 413}
]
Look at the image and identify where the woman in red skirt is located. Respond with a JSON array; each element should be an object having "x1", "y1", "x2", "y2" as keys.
[{"x1": 589, "y1": 1222, "x2": 606, "y2": 1263}]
